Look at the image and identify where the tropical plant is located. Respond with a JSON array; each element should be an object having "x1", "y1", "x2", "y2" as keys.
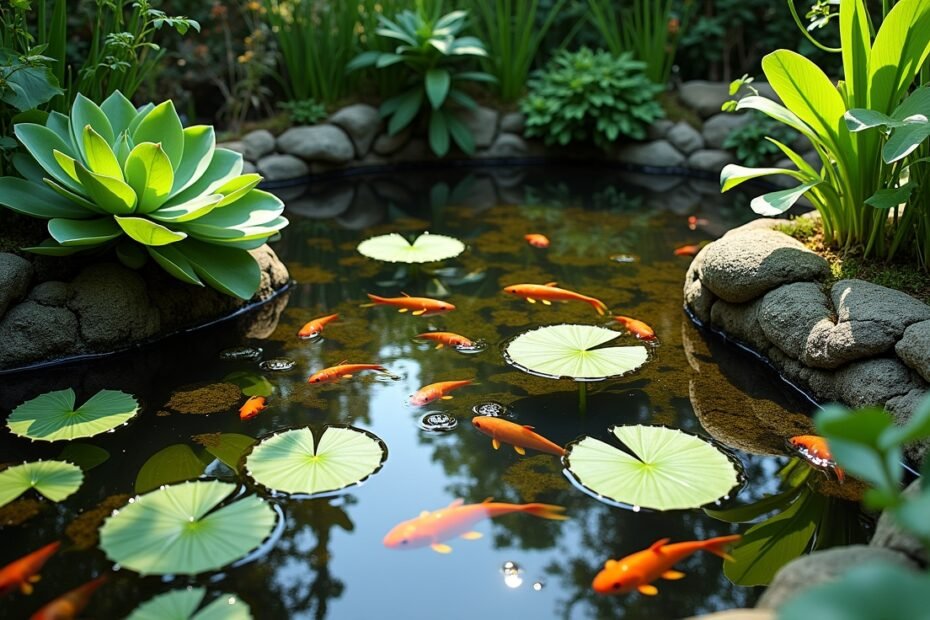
[
  {"x1": 347, "y1": 8, "x2": 496, "y2": 157},
  {"x1": 521, "y1": 47, "x2": 664, "y2": 148},
  {"x1": 723, "y1": 111, "x2": 799, "y2": 167},
  {"x1": 0, "y1": 91, "x2": 288, "y2": 299},
  {"x1": 277, "y1": 98, "x2": 327, "y2": 125},
  {"x1": 720, "y1": 0, "x2": 930, "y2": 269}
]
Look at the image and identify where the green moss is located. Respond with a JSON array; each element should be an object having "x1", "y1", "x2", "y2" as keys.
[{"x1": 659, "y1": 92, "x2": 702, "y2": 129}]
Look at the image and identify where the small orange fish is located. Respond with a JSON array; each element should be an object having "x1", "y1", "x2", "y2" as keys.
[
  {"x1": 593, "y1": 535, "x2": 741, "y2": 596},
  {"x1": 502, "y1": 282, "x2": 609, "y2": 315},
  {"x1": 0, "y1": 541, "x2": 59, "y2": 597},
  {"x1": 410, "y1": 380, "x2": 473, "y2": 406},
  {"x1": 525, "y1": 233, "x2": 550, "y2": 248},
  {"x1": 384, "y1": 498, "x2": 568, "y2": 553},
  {"x1": 472, "y1": 416, "x2": 566, "y2": 456},
  {"x1": 30, "y1": 575, "x2": 107, "y2": 620},
  {"x1": 789, "y1": 435, "x2": 845, "y2": 482},
  {"x1": 674, "y1": 244, "x2": 702, "y2": 257},
  {"x1": 362, "y1": 293, "x2": 455, "y2": 317},
  {"x1": 298, "y1": 313, "x2": 339, "y2": 339},
  {"x1": 614, "y1": 316, "x2": 656, "y2": 341},
  {"x1": 308, "y1": 361, "x2": 390, "y2": 384},
  {"x1": 239, "y1": 395, "x2": 267, "y2": 420},
  {"x1": 415, "y1": 332, "x2": 474, "y2": 349},
  {"x1": 687, "y1": 216, "x2": 709, "y2": 230}
]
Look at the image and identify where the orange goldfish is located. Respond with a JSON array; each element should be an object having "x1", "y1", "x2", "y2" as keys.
[
  {"x1": 308, "y1": 361, "x2": 390, "y2": 384},
  {"x1": 0, "y1": 542, "x2": 59, "y2": 597},
  {"x1": 298, "y1": 313, "x2": 339, "y2": 339},
  {"x1": 471, "y1": 416, "x2": 566, "y2": 456},
  {"x1": 502, "y1": 282, "x2": 609, "y2": 315},
  {"x1": 30, "y1": 575, "x2": 107, "y2": 620},
  {"x1": 687, "y1": 216, "x2": 709, "y2": 230},
  {"x1": 593, "y1": 535, "x2": 741, "y2": 596},
  {"x1": 384, "y1": 498, "x2": 568, "y2": 553},
  {"x1": 239, "y1": 395, "x2": 267, "y2": 420},
  {"x1": 674, "y1": 244, "x2": 702, "y2": 257},
  {"x1": 410, "y1": 380, "x2": 473, "y2": 406},
  {"x1": 415, "y1": 332, "x2": 474, "y2": 349},
  {"x1": 614, "y1": 316, "x2": 656, "y2": 341},
  {"x1": 789, "y1": 435, "x2": 845, "y2": 482},
  {"x1": 362, "y1": 293, "x2": 455, "y2": 316},
  {"x1": 525, "y1": 233, "x2": 550, "y2": 248}
]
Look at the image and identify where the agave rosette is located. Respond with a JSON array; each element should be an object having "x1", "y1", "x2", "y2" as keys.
[{"x1": 0, "y1": 91, "x2": 287, "y2": 299}]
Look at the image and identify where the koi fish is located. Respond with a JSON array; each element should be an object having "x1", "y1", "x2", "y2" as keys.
[
  {"x1": 362, "y1": 293, "x2": 455, "y2": 316},
  {"x1": 0, "y1": 542, "x2": 60, "y2": 597},
  {"x1": 410, "y1": 380, "x2": 473, "y2": 406},
  {"x1": 471, "y1": 416, "x2": 566, "y2": 457},
  {"x1": 298, "y1": 313, "x2": 339, "y2": 339},
  {"x1": 239, "y1": 396, "x2": 267, "y2": 420},
  {"x1": 614, "y1": 316, "x2": 656, "y2": 341},
  {"x1": 384, "y1": 498, "x2": 568, "y2": 553},
  {"x1": 415, "y1": 332, "x2": 474, "y2": 349},
  {"x1": 308, "y1": 361, "x2": 390, "y2": 384},
  {"x1": 30, "y1": 575, "x2": 107, "y2": 620},
  {"x1": 674, "y1": 244, "x2": 702, "y2": 257},
  {"x1": 525, "y1": 233, "x2": 550, "y2": 248},
  {"x1": 593, "y1": 535, "x2": 741, "y2": 596},
  {"x1": 788, "y1": 435, "x2": 845, "y2": 482},
  {"x1": 502, "y1": 282, "x2": 609, "y2": 315}
]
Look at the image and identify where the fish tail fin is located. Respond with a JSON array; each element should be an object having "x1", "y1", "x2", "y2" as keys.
[
  {"x1": 589, "y1": 298, "x2": 608, "y2": 316},
  {"x1": 703, "y1": 535, "x2": 741, "y2": 561},
  {"x1": 361, "y1": 294, "x2": 383, "y2": 307},
  {"x1": 522, "y1": 503, "x2": 569, "y2": 521}
]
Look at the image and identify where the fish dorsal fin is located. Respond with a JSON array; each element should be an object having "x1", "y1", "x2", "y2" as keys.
[
  {"x1": 523, "y1": 425, "x2": 535, "y2": 430},
  {"x1": 650, "y1": 538, "x2": 671, "y2": 553},
  {"x1": 401, "y1": 291, "x2": 411, "y2": 297},
  {"x1": 448, "y1": 498, "x2": 465, "y2": 508},
  {"x1": 335, "y1": 359, "x2": 348, "y2": 366},
  {"x1": 543, "y1": 281, "x2": 558, "y2": 287},
  {"x1": 604, "y1": 559, "x2": 618, "y2": 570},
  {"x1": 481, "y1": 497, "x2": 494, "y2": 504}
]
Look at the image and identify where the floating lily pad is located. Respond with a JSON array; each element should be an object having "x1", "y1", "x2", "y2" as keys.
[
  {"x1": 135, "y1": 444, "x2": 210, "y2": 493},
  {"x1": 357, "y1": 232, "x2": 465, "y2": 263},
  {"x1": 504, "y1": 324, "x2": 648, "y2": 381},
  {"x1": 245, "y1": 426, "x2": 387, "y2": 497},
  {"x1": 565, "y1": 425, "x2": 741, "y2": 511},
  {"x1": 223, "y1": 371, "x2": 273, "y2": 397},
  {"x1": 58, "y1": 443, "x2": 110, "y2": 471},
  {"x1": 7, "y1": 388, "x2": 139, "y2": 441},
  {"x1": 0, "y1": 460, "x2": 84, "y2": 508},
  {"x1": 99, "y1": 480, "x2": 276, "y2": 575},
  {"x1": 127, "y1": 587, "x2": 252, "y2": 620}
]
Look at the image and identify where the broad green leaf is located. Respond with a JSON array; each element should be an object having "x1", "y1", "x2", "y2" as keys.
[
  {"x1": 705, "y1": 483, "x2": 806, "y2": 524},
  {"x1": 14, "y1": 123, "x2": 84, "y2": 192},
  {"x1": 0, "y1": 177, "x2": 92, "y2": 219},
  {"x1": 868, "y1": 0, "x2": 930, "y2": 114},
  {"x1": 346, "y1": 50, "x2": 381, "y2": 72},
  {"x1": 882, "y1": 121, "x2": 930, "y2": 163},
  {"x1": 71, "y1": 93, "x2": 115, "y2": 158},
  {"x1": 844, "y1": 108, "x2": 903, "y2": 132},
  {"x1": 7, "y1": 388, "x2": 139, "y2": 441},
  {"x1": 12, "y1": 151, "x2": 50, "y2": 184},
  {"x1": 23, "y1": 239, "x2": 87, "y2": 256},
  {"x1": 735, "y1": 96, "x2": 821, "y2": 148},
  {"x1": 127, "y1": 587, "x2": 252, "y2": 620},
  {"x1": 893, "y1": 86, "x2": 930, "y2": 120},
  {"x1": 83, "y1": 125, "x2": 122, "y2": 179},
  {"x1": 0, "y1": 63, "x2": 61, "y2": 111},
  {"x1": 386, "y1": 89, "x2": 423, "y2": 135},
  {"x1": 816, "y1": 405, "x2": 893, "y2": 444},
  {"x1": 840, "y1": 0, "x2": 871, "y2": 109},
  {"x1": 48, "y1": 217, "x2": 122, "y2": 246},
  {"x1": 892, "y1": 492, "x2": 930, "y2": 540},
  {"x1": 146, "y1": 245, "x2": 203, "y2": 286},
  {"x1": 197, "y1": 433, "x2": 256, "y2": 472},
  {"x1": 171, "y1": 126, "x2": 215, "y2": 196},
  {"x1": 357, "y1": 232, "x2": 465, "y2": 263},
  {"x1": 135, "y1": 444, "x2": 208, "y2": 494},
  {"x1": 505, "y1": 324, "x2": 647, "y2": 380},
  {"x1": 116, "y1": 239, "x2": 149, "y2": 269},
  {"x1": 865, "y1": 183, "x2": 916, "y2": 209},
  {"x1": 828, "y1": 438, "x2": 897, "y2": 490},
  {"x1": 0, "y1": 460, "x2": 84, "y2": 508},
  {"x1": 132, "y1": 100, "x2": 185, "y2": 168},
  {"x1": 224, "y1": 371, "x2": 274, "y2": 397},
  {"x1": 181, "y1": 189, "x2": 283, "y2": 231},
  {"x1": 44, "y1": 178, "x2": 104, "y2": 213},
  {"x1": 150, "y1": 194, "x2": 223, "y2": 223},
  {"x1": 879, "y1": 392, "x2": 930, "y2": 448},
  {"x1": 58, "y1": 443, "x2": 110, "y2": 471},
  {"x1": 125, "y1": 142, "x2": 175, "y2": 213},
  {"x1": 175, "y1": 240, "x2": 261, "y2": 300},
  {"x1": 45, "y1": 111, "x2": 72, "y2": 146},
  {"x1": 74, "y1": 161, "x2": 138, "y2": 214},
  {"x1": 447, "y1": 114, "x2": 475, "y2": 154},
  {"x1": 52, "y1": 149, "x2": 81, "y2": 183},
  {"x1": 720, "y1": 164, "x2": 804, "y2": 192},
  {"x1": 750, "y1": 181, "x2": 819, "y2": 216},
  {"x1": 425, "y1": 69, "x2": 451, "y2": 109},
  {"x1": 428, "y1": 109, "x2": 450, "y2": 156},
  {"x1": 164, "y1": 149, "x2": 243, "y2": 208},
  {"x1": 100, "y1": 91, "x2": 139, "y2": 138},
  {"x1": 214, "y1": 174, "x2": 261, "y2": 207},
  {"x1": 114, "y1": 216, "x2": 187, "y2": 246}
]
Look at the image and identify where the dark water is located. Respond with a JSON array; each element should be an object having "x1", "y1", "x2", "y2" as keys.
[{"x1": 0, "y1": 166, "x2": 860, "y2": 619}]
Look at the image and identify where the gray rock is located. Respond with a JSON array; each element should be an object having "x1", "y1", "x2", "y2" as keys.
[
  {"x1": 897, "y1": 320, "x2": 930, "y2": 382},
  {"x1": 684, "y1": 248, "x2": 715, "y2": 323},
  {"x1": 756, "y1": 546, "x2": 917, "y2": 609},
  {"x1": 647, "y1": 119, "x2": 674, "y2": 140},
  {"x1": 886, "y1": 388, "x2": 930, "y2": 465},
  {"x1": 0, "y1": 252, "x2": 33, "y2": 318},
  {"x1": 249, "y1": 245, "x2": 290, "y2": 301},
  {"x1": 456, "y1": 106, "x2": 498, "y2": 149},
  {"x1": 679, "y1": 80, "x2": 732, "y2": 117},
  {"x1": 723, "y1": 218, "x2": 784, "y2": 236},
  {"x1": 242, "y1": 161, "x2": 258, "y2": 174},
  {"x1": 710, "y1": 298, "x2": 769, "y2": 351},
  {"x1": 483, "y1": 133, "x2": 528, "y2": 158},
  {"x1": 833, "y1": 357, "x2": 924, "y2": 408},
  {"x1": 688, "y1": 149, "x2": 735, "y2": 172},
  {"x1": 28, "y1": 281, "x2": 70, "y2": 307},
  {"x1": 328, "y1": 104, "x2": 382, "y2": 156},
  {"x1": 700, "y1": 229, "x2": 830, "y2": 303},
  {"x1": 500, "y1": 111, "x2": 525, "y2": 134},
  {"x1": 241, "y1": 129, "x2": 275, "y2": 161},
  {"x1": 277, "y1": 125, "x2": 355, "y2": 163},
  {"x1": 217, "y1": 140, "x2": 246, "y2": 155},
  {"x1": 256, "y1": 154, "x2": 309, "y2": 181},
  {"x1": 286, "y1": 184, "x2": 355, "y2": 219},
  {"x1": 871, "y1": 480, "x2": 927, "y2": 565},
  {"x1": 68, "y1": 263, "x2": 160, "y2": 348},
  {"x1": 615, "y1": 140, "x2": 686, "y2": 167},
  {"x1": 703, "y1": 113, "x2": 751, "y2": 149},
  {"x1": 0, "y1": 301, "x2": 80, "y2": 367},
  {"x1": 666, "y1": 121, "x2": 704, "y2": 154},
  {"x1": 758, "y1": 282, "x2": 832, "y2": 360},
  {"x1": 336, "y1": 184, "x2": 385, "y2": 230},
  {"x1": 373, "y1": 128, "x2": 411, "y2": 155}
]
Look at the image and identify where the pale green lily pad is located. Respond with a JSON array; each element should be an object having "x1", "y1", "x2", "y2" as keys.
[
  {"x1": 127, "y1": 587, "x2": 252, "y2": 620},
  {"x1": 504, "y1": 324, "x2": 648, "y2": 381},
  {"x1": 245, "y1": 426, "x2": 387, "y2": 496},
  {"x1": 357, "y1": 232, "x2": 465, "y2": 263},
  {"x1": 565, "y1": 425, "x2": 741, "y2": 511},
  {"x1": 7, "y1": 388, "x2": 139, "y2": 441},
  {"x1": 0, "y1": 460, "x2": 84, "y2": 508},
  {"x1": 98, "y1": 480, "x2": 276, "y2": 575}
]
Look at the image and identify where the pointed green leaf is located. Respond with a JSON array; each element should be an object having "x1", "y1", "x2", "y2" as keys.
[
  {"x1": 52, "y1": 149, "x2": 81, "y2": 183},
  {"x1": 868, "y1": 0, "x2": 930, "y2": 114},
  {"x1": 425, "y1": 68, "x2": 451, "y2": 109},
  {"x1": 720, "y1": 164, "x2": 805, "y2": 192},
  {"x1": 48, "y1": 217, "x2": 122, "y2": 246},
  {"x1": 865, "y1": 183, "x2": 916, "y2": 209},
  {"x1": 132, "y1": 100, "x2": 184, "y2": 168},
  {"x1": 175, "y1": 241, "x2": 261, "y2": 300},
  {"x1": 125, "y1": 142, "x2": 175, "y2": 213},
  {"x1": 428, "y1": 109, "x2": 450, "y2": 156},
  {"x1": 883, "y1": 121, "x2": 930, "y2": 163},
  {"x1": 45, "y1": 111, "x2": 72, "y2": 146},
  {"x1": 214, "y1": 174, "x2": 261, "y2": 207},
  {"x1": 74, "y1": 160, "x2": 138, "y2": 214},
  {"x1": 23, "y1": 239, "x2": 88, "y2": 256},
  {"x1": 14, "y1": 123, "x2": 84, "y2": 192},
  {"x1": 83, "y1": 125, "x2": 123, "y2": 179},
  {"x1": 179, "y1": 189, "x2": 283, "y2": 231},
  {"x1": 164, "y1": 149, "x2": 243, "y2": 208},
  {"x1": 43, "y1": 178, "x2": 106, "y2": 214},
  {"x1": 171, "y1": 126, "x2": 215, "y2": 196},
  {"x1": 150, "y1": 194, "x2": 223, "y2": 223},
  {"x1": 71, "y1": 93, "x2": 115, "y2": 158},
  {"x1": 844, "y1": 108, "x2": 902, "y2": 132},
  {"x1": 114, "y1": 216, "x2": 186, "y2": 246},
  {"x1": 750, "y1": 181, "x2": 819, "y2": 216},
  {"x1": 7, "y1": 388, "x2": 139, "y2": 442},
  {"x1": 146, "y1": 245, "x2": 203, "y2": 286},
  {"x1": 447, "y1": 114, "x2": 474, "y2": 154},
  {"x1": 100, "y1": 91, "x2": 139, "y2": 138},
  {"x1": 0, "y1": 177, "x2": 92, "y2": 219}
]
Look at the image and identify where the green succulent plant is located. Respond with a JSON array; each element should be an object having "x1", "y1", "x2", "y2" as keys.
[{"x1": 0, "y1": 91, "x2": 288, "y2": 300}]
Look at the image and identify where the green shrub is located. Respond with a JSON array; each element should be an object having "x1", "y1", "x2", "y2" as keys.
[
  {"x1": 723, "y1": 111, "x2": 799, "y2": 167},
  {"x1": 0, "y1": 91, "x2": 287, "y2": 300},
  {"x1": 278, "y1": 99, "x2": 327, "y2": 125},
  {"x1": 521, "y1": 47, "x2": 664, "y2": 148}
]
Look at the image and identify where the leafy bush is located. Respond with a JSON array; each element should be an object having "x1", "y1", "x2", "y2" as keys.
[
  {"x1": 347, "y1": 8, "x2": 496, "y2": 157},
  {"x1": 0, "y1": 91, "x2": 287, "y2": 300},
  {"x1": 277, "y1": 99, "x2": 327, "y2": 125},
  {"x1": 521, "y1": 47, "x2": 664, "y2": 148},
  {"x1": 723, "y1": 111, "x2": 799, "y2": 167}
]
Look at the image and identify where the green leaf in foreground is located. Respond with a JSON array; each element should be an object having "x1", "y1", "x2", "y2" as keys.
[
  {"x1": 127, "y1": 587, "x2": 252, "y2": 620},
  {"x1": 0, "y1": 460, "x2": 84, "y2": 508},
  {"x1": 7, "y1": 388, "x2": 139, "y2": 442}
]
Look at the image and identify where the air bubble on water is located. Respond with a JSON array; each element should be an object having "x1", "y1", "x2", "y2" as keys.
[
  {"x1": 532, "y1": 581, "x2": 544, "y2": 591},
  {"x1": 609, "y1": 254, "x2": 637, "y2": 263},
  {"x1": 259, "y1": 358, "x2": 296, "y2": 372},
  {"x1": 227, "y1": 597, "x2": 237, "y2": 605},
  {"x1": 632, "y1": 505, "x2": 641, "y2": 512},
  {"x1": 501, "y1": 561, "x2": 523, "y2": 589},
  {"x1": 128, "y1": 498, "x2": 134, "y2": 504},
  {"x1": 188, "y1": 516, "x2": 195, "y2": 522},
  {"x1": 472, "y1": 401, "x2": 511, "y2": 418},
  {"x1": 219, "y1": 346, "x2": 263, "y2": 361},
  {"x1": 454, "y1": 339, "x2": 488, "y2": 355},
  {"x1": 418, "y1": 412, "x2": 457, "y2": 432}
]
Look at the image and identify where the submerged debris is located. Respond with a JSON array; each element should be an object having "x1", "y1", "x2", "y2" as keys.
[
  {"x1": 66, "y1": 494, "x2": 131, "y2": 549},
  {"x1": 259, "y1": 358, "x2": 297, "y2": 372},
  {"x1": 0, "y1": 498, "x2": 44, "y2": 527},
  {"x1": 219, "y1": 346, "x2": 264, "y2": 361},
  {"x1": 162, "y1": 383, "x2": 242, "y2": 415}
]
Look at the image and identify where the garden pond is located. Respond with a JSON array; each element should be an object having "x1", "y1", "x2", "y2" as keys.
[{"x1": 0, "y1": 166, "x2": 867, "y2": 619}]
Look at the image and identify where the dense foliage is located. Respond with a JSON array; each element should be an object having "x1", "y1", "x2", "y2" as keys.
[{"x1": 522, "y1": 47, "x2": 664, "y2": 148}]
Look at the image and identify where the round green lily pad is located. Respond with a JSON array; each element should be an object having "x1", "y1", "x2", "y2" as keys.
[
  {"x1": 127, "y1": 587, "x2": 252, "y2": 620},
  {"x1": 0, "y1": 460, "x2": 84, "y2": 508},
  {"x1": 357, "y1": 232, "x2": 465, "y2": 263},
  {"x1": 7, "y1": 388, "x2": 139, "y2": 441}
]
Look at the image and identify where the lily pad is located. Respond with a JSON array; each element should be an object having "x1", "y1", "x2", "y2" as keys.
[
  {"x1": 565, "y1": 425, "x2": 741, "y2": 511},
  {"x1": 504, "y1": 324, "x2": 648, "y2": 381},
  {"x1": 245, "y1": 426, "x2": 387, "y2": 497},
  {"x1": 99, "y1": 480, "x2": 276, "y2": 575},
  {"x1": 7, "y1": 388, "x2": 139, "y2": 441},
  {"x1": 357, "y1": 232, "x2": 465, "y2": 263},
  {"x1": 127, "y1": 587, "x2": 252, "y2": 620},
  {"x1": 0, "y1": 460, "x2": 84, "y2": 508}
]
